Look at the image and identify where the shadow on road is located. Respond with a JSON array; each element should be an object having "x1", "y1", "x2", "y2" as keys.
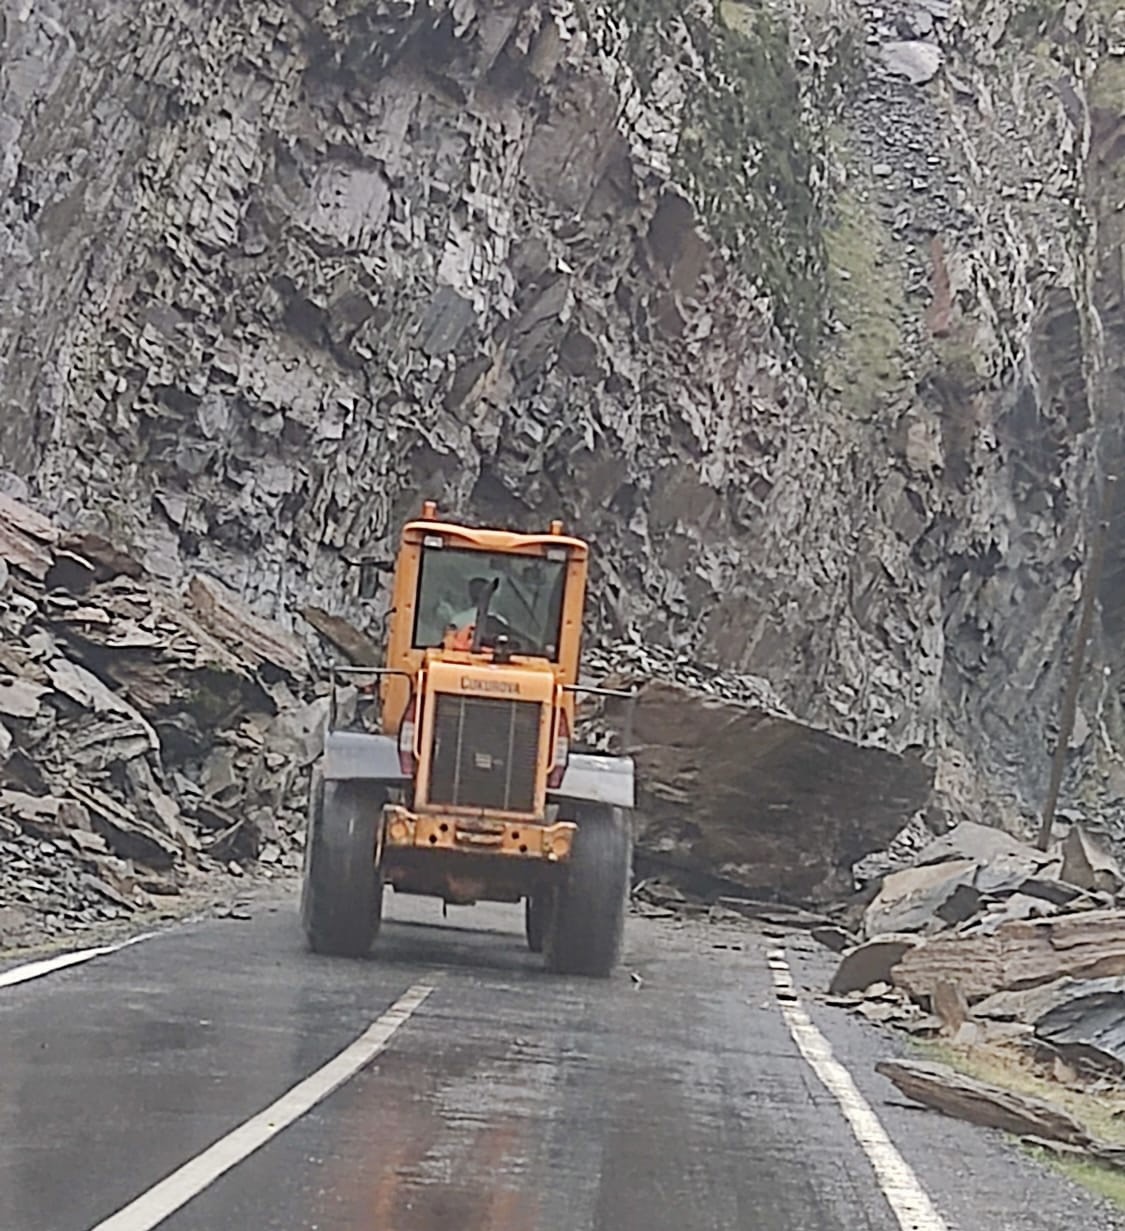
[
  {"x1": 281, "y1": 895, "x2": 543, "y2": 980},
  {"x1": 367, "y1": 918, "x2": 540, "y2": 978}
]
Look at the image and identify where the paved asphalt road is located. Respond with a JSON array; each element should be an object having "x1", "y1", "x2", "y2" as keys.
[{"x1": 0, "y1": 890, "x2": 1121, "y2": 1231}]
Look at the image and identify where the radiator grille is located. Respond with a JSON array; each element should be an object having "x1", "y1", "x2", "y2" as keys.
[{"x1": 426, "y1": 694, "x2": 541, "y2": 814}]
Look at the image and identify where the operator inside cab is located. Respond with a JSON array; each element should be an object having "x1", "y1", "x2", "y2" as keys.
[{"x1": 444, "y1": 576, "x2": 491, "y2": 650}]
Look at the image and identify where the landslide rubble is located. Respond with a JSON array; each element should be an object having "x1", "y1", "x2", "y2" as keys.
[
  {"x1": 818, "y1": 819, "x2": 1125, "y2": 1167},
  {"x1": 821, "y1": 820, "x2": 1125, "y2": 1070},
  {"x1": 0, "y1": 494, "x2": 321, "y2": 946}
]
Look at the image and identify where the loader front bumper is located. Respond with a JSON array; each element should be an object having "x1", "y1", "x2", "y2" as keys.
[{"x1": 382, "y1": 805, "x2": 576, "y2": 862}]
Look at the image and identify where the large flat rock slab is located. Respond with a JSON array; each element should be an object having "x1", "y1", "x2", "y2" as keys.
[{"x1": 622, "y1": 679, "x2": 933, "y2": 900}]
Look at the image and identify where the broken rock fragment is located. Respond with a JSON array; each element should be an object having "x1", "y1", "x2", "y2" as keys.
[
  {"x1": 811, "y1": 925, "x2": 857, "y2": 953},
  {"x1": 829, "y1": 935, "x2": 918, "y2": 995},
  {"x1": 891, "y1": 910, "x2": 1125, "y2": 1004},
  {"x1": 879, "y1": 40, "x2": 942, "y2": 85},
  {"x1": 300, "y1": 606, "x2": 382, "y2": 666},
  {"x1": 0, "y1": 677, "x2": 47, "y2": 720},
  {"x1": 0, "y1": 492, "x2": 59, "y2": 580},
  {"x1": 876, "y1": 1058, "x2": 1090, "y2": 1146},
  {"x1": 187, "y1": 575, "x2": 309, "y2": 679},
  {"x1": 68, "y1": 783, "x2": 181, "y2": 870},
  {"x1": 1058, "y1": 826, "x2": 1123, "y2": 895},
  {"x1": 863, "y1": 858, "x2": 979, "y2": 936},
  {"x1": 1032, "y1": 978, "x2": 1125, "y2": 1072}
]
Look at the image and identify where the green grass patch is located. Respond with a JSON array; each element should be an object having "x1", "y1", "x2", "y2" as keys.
[
  {"x1": 917, "y1": 1038, "x2": 1125, "y2": 1209},
  {"x1": 821, "y1": 184, "x2": 906, "y2": 416},
  {"x1": 1026, "y1": 1147, "x2": 1125, "y2": 1208},
  {"x1": 601, "y1": 0, "x2": 829, "y2": 356}
]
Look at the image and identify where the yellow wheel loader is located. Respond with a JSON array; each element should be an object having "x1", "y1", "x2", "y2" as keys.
[{"x1": 300, "y1": 501, "x2": 636, "y2": 977}]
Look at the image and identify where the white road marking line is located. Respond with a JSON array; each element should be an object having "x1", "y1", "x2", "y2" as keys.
[
  {"x1": 88, "y1": 981, "x2": 435, "y2": 1231},
  {"x1": 0, "y1": 932, "x2": 158, "y2": 990},
  {"x1": 767, "y1": 949, "x2": 948, "y2": 1231}
]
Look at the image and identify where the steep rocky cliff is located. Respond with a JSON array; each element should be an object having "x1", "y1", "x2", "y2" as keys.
[{"x1": 2, "y1": 0, "x2": 1124, "y2": 875}]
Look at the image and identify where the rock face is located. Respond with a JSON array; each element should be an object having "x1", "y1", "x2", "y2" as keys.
[{"x1": 2, "y1": 0, "x2": 1125, "y2": 874}]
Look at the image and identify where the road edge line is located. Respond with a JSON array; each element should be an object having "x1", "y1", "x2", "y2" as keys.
[
  {"x1": 0, "y1": 931, "x2": 159, "y2": 991},
  {"x1": 767, "y1": 949, "x2": 948, "y2": 1231},
  {"x1": 87, "y1": 981, "x2": 435, "y2": 1231}
]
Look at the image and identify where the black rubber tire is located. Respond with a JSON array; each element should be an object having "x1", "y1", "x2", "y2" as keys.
[
  {"x1": 300, "y1": 770, "x2": 384, "y2": 957},
  {"x1": 545, "y1": 806, "x2": 632, "y2": 977},
  {"x1": 525, "y1": 893, "x2": 549, "y2": 954}
]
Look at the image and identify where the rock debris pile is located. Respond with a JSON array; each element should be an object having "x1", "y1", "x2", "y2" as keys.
[
  {"x1": 816, "y1": 819, "x2": 1125, "y2": 1158},
  {"x1": 825, "y1": 821, "x2": 1125, "y2": 1039},
  {"x1": 581, "y1": 643, "x2": 789, "y2": 714},
  {"x1": 0, "y1": 494, "x2": 326, "y2": 947}
]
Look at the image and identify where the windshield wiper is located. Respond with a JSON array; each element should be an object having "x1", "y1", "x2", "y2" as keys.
[{"x1": 470, "y1": 577, "x2": 500, "y2": 653}]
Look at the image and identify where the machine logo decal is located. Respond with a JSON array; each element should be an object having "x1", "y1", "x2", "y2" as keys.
[{"x1": 460, "y1": 676, "x2": 521, "y2": 695}]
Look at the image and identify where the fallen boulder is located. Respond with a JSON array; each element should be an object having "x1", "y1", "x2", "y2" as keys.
[
  {"x1": 829, "y1": 935, "x2": 919, "y2": 995},
  {"x1": 629, "y1": 682, "x2": 931, "y2": 899},
  {"x1": 580, "y1": 647, "x2": 933, "y2": 901},
  {"x1": 863, "y1": 858, "x2": 979, "y2": 937}
]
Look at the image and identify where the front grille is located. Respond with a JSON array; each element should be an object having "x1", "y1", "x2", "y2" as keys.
[{"x1": 426, "y1": 694, "x2": 541, "y2": 813}]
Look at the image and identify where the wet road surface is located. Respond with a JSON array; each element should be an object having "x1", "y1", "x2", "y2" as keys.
[{"x1": 0, "y1": 891, "x2": 1120, "y2": 1231}]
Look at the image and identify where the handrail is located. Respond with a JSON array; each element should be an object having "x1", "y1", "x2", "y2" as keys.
[
  {"x1": 326, "y1": 665, "x2": 413, "y2": 728},
  {"x1": 562, "y1": 684, "x2": 637, "y2": 700},
  {"x1": 562, "y1": 683, "x2": 637, "y2": 750}
]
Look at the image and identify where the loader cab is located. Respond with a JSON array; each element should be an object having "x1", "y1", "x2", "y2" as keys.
[{"x1": 380, "y1": 504, "x2": 589, "y2": 735}]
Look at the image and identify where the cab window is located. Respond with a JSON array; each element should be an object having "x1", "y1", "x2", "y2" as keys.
[{"x1": 412, "y1": 547, "x2": 566, "y2": 659}]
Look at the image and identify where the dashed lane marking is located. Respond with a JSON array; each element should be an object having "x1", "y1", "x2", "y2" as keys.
[
  {"x1": 767, "y1": 949, "x2": 948, "y2": 1231},
  {"x1": 0, "y1": 932, "x2": 158, "y2": 990},
  {"x1": 87, "y1": 981, "x2": 435, "y2": 1231}
]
